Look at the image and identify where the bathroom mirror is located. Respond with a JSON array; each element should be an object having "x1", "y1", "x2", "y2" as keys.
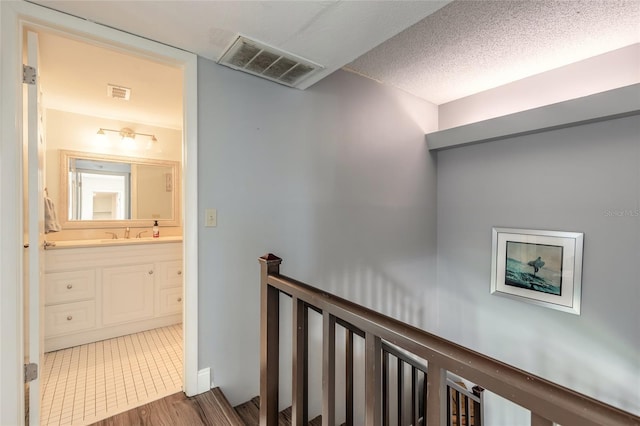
[{"x1": 60, "y1": 150, "x2": 180, "y2": 229}]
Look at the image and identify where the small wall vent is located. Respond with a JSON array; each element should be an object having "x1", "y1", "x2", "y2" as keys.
[
  {"x1": 218, "y1": 36, "x2": 323, "y2": 88},
  {"x1": 107, "y1": 84, "x2": 131, "y2": 100}
]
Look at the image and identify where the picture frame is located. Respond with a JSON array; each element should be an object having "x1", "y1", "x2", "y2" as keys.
[{"x1": 490, "y1": 227, "x2": 584, "y2": 315}]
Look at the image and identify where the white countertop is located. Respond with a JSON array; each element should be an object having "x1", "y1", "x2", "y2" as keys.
[{"x1": 45, "y1": 236, "x2": 183, "y2": 250}]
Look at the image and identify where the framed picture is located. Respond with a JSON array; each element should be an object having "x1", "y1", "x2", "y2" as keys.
[{"x1": 491, "y1": 227, "x2": 584, "y2": 315}]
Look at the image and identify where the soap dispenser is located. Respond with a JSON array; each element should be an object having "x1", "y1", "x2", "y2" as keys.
[{"x1": 152, "y1": 220, "x2": 159, "y2": 238}]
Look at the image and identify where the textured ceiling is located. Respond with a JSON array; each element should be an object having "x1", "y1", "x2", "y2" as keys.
[
  {"x1": 347, "y1": 0, "x2": 640, "y2": 105},
  {"x1": 29, "y1": 0, "x2": 640, "y2": 120},
  {"x1": 30, "y1": 0, "x2": 450, "y2": 90}
]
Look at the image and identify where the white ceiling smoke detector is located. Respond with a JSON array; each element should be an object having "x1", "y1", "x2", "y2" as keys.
[
  {"x1": 218, "y1": 36, "x2": 323, "y2": 88},
  {"x1": 107, "y1": 84, "x2": 131, "y2": 100}
]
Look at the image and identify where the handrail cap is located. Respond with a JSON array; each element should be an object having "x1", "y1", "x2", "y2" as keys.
[{"x1": 259, "y1": 253, "x2": 283, "y2": 263}]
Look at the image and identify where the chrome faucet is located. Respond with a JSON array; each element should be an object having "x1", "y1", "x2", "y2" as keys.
[
  {"x1": 124, "y1": 227, "x2": 131, "y2": 239},
  {"x1": 135, "y1": 230, "x2": 148, "y2": 239},
  {"x1": 105, "y1": 232, "x2": 118, "y2": 240}
]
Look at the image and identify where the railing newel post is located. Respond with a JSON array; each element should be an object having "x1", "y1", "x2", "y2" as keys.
[
  {"x1": 426, "y1": 362, "x2": 446, "y2": 426},
  {"x1": 259, "y1": 254, "x2": 282, "y2": 426}
]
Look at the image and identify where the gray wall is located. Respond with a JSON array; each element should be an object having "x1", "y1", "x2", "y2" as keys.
[
  {"x1": 197, "y1": 59, "x2": 439, "y2": 407},
  {"x1": 436, "y1": 115, "x2": 640, "y2": 420}
]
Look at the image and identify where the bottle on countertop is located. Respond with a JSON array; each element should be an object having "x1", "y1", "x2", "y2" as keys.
[{"x1": 153, "y1": 220, "x2": 159, "y2": 238}]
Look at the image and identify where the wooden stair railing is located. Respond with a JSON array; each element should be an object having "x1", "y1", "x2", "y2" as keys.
[
  {"x1": 447, "y1": 381, "x2": 484, "y2": 426},
  {"x1": 259, "y1": 254, "x2": 640, "y2": 426},
  {"x1": 380, "y1": 341, "x2": 484, "y2": 426},
  {"x1": 382, "y1": 341, "x2": 430, "y2": 426}
]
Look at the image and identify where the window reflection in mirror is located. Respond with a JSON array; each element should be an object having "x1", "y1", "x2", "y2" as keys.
[
  {"x1": 69, "y1": 158, "x2": 131, "y2": 220},
  {"x1": 60, "y1": 150, "x2": 180, "y2": 229}
]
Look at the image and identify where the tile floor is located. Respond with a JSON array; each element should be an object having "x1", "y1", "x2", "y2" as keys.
[{"x1": 40, "y1": 324, "x2": 183, "y2": 426}]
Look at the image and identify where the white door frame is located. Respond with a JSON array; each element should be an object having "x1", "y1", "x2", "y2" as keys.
[{"x1": 0, "y1": 2, "x2": 200, "y2": 424}]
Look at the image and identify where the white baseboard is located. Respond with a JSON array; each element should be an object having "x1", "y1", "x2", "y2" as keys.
[{"x1": 197, "y1": 367, "x2": 211, "y2": 394}]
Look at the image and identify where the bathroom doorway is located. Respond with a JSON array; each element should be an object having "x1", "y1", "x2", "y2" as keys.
[
  {"x1": 3, "y1": 2, "x2": 200, "y2": 424},
  {"x1": 34, "y1": 28, "x2": 185, "y2": 426}
]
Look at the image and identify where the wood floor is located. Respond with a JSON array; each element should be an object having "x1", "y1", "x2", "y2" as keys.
[
  {"x1": 90, "y1": 390, "x2": 323, "y2": 426},
  {"x1": 233, "y1": 396, "x2": 322, "y2": 426},
  {"x1": 89, "y1": 388, "x2": 243, "y2": 426}
]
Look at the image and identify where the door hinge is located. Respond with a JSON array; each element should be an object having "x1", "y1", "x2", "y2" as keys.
[
  {"x1": 23, "y1": 65, "x2": 37, "y2": 85},
  {"x1": 24, "y1": 363, "x2": 38, "y2": 383}
]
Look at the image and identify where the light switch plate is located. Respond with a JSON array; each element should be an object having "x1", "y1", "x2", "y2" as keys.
[{"x1": 205, "y1": 208, "x2": 217, "y2": 227}]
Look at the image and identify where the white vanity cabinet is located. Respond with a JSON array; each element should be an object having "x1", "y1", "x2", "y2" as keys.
[
  {"x1": 102, "y1": 263, "x2": 155, "y2": 325},
  {"x1": 44, "y1": 241, "x2": 182, "y2": 352}
]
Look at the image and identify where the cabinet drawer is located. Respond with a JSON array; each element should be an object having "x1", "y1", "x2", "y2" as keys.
[
  {"x1": 45, "y1": 270, "x2": 95, "y2": 305},
  {"x1": 159, "y1": 260, "x2": 183, "y2": 288},
  {"x1": 45, "y1": 300, "x2": 96, "y2": 336},
  {"x1": 159, "y1": 287, "x2": 183, "y2": 315}
]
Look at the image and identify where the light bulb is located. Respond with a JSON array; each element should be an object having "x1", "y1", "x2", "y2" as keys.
[{"x1": 121, "y1": 135, "x2": 136, "y2": 149}]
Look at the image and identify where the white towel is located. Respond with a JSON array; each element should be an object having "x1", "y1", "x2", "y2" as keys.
[{"x1": 44, "y1": 196, "x2": 61, "y2": 233}]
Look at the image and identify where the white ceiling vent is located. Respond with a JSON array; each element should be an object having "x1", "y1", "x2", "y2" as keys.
[
  {"x1": 107, "y1": 84, "x2": 131, "y2": 100},
  {"x1": 218, "y1": 36, "x2": 323, "y2": 88}
]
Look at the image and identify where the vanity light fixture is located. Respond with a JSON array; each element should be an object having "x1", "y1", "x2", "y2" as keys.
[{"x1": 96, "y1": 127, "x2": 158, "y2": 147}]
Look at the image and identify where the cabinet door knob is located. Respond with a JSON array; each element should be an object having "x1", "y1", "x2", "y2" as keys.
[
  {"x1": 66, "y1": 315, "x2": 73, "y2": 321},
  {"x1": 177, "y1": 297, "x2": 182, "y2": 302},
  {"x1": 66, "y1": 284, "x2": 73, "y2": 289},
  {"x1": 148, "y1": 270, "x2": 154, "y2": 275},
  {"x1": 177, "y1": 270, "x2": 182, "y2": 275}
]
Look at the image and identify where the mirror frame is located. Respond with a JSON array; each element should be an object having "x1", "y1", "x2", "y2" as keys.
[{"x1": 59, "y1": 150, "x2": 181, "y2": 229}]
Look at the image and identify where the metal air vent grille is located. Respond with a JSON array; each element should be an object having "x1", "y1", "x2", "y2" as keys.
[
  {"x1": 218, "y1": 36, "x2": 323, "y2": 88},
  {"x1": 107, "y1": 84, "x2": 131, "y2": 100}
]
